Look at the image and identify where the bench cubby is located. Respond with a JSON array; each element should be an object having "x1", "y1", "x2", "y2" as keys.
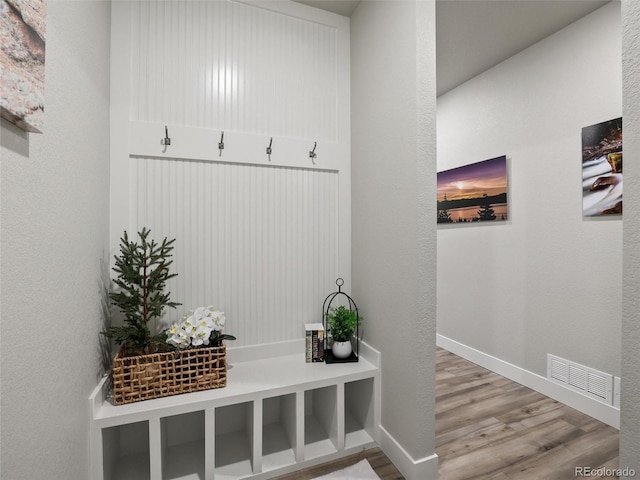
[{"x1": 89, "y1": 340, "x2": 380, "y2": 480}]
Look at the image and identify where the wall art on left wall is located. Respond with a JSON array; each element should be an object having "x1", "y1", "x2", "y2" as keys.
[
  {"x1": 0, "y1": 0, "x2": 47, "y2": 133},
  {"x1": 582, "y1": 117, "x2": 623, "y2": 216},
  {"x1": 437, "y1": 155, "x2": 508, "y2": 225}
]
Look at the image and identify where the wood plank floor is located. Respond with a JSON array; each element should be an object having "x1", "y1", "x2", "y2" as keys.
[
  {"x1": 435, "y1": 348, "x2": 619, "y2": 480},
  {"x1": 272, "y1": 348, "x2": 619, "y2": 479}
]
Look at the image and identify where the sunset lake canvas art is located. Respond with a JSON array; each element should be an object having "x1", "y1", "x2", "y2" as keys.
[{"x1": 437, "y1": 155, "x2": 508, "y2": 224}]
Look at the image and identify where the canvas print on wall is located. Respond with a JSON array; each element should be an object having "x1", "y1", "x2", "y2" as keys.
[
  {"x1": 0, "y1": 0, "x2": 47, "y2": 133},
  {"x1": 437, "y1": 155, "x2": 508, "y2": 224},
  {"x1": 582, "y1": 117, "x2": 622, "y2": 216}
]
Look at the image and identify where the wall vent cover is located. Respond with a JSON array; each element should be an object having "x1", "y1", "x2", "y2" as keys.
[
  {"x1": 550, "y1": 358, "x2": 568, "y2": 383},
  {"x1": 547, "y1": 354, "x2": 613, "y2": 405},
  {"x1": 568, "y1": 365, "x2": 587, "y2": 391},
  {"x1": 587, "y1": 372, "x2": 610, "y2": 400}
]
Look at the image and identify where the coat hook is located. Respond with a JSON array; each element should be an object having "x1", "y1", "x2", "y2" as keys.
[
  {"x1": 218, "y1": 131, "x2": 224, "y2": 157},
  {"x1": 309, "y1": 141, "x2": 317, "y2": 162},
  {"x1": 161, "y1": 125, "x2": 171, "y2": 146},
  {"x1": 266, "y1": 137, "x2": 273, "y2": 160}
]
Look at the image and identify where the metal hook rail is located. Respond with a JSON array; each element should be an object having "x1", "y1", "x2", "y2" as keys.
[
  {"x1": 161, "y1": 125, "x2": 171, "y2": 146},
  {"x1": 218, "y1": 131, "x2": 224, "y2": 156},
  {"x1": 309, "y1": 141, "x2": 317, "y2": 163}
]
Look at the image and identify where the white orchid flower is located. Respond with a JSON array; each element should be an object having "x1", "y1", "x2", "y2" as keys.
[{"x1": 165, "y1": 305, "x2": 230, "y2": 348}]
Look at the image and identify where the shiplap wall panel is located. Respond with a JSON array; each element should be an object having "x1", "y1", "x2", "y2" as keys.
[
  {"x1": 130, "y1": 0, "x2": 338, "y2": 141},
  {"x1": 130, "y1": 156, "x2": 340, "y2": 346},
  {"x1": 111, "y1": 0, "x2": 349, "y2": 348}
]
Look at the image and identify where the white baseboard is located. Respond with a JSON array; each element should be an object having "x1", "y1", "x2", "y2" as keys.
[
  {"x1": 378, "y1": 425, "x2": 439, "y2": 480},
  {"x1": 436, "y1": 334, "x2": 620, "y2": 429}
]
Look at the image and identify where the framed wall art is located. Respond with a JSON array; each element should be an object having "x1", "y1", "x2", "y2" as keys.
[
  {"x1": 437, "y1": 155, "x2": 508, "y2": 225},
  {"x1": 0, "y1": 0, "x2": 47, "y2": 133},
  {"x1": 582, "y1": 117, "x2": 622, "y2": 216}
]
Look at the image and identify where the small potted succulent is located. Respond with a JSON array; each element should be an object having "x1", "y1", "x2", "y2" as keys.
[{"x1": 327, "y1": 305, "x2": 361, "y2": 359}]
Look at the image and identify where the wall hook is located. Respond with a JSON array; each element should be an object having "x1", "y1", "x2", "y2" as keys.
[
  {"x1": 266, "y1": 137, "x2": 273, "y2": 161},
  {"x1": 161, "y1": 125, "x2": 171, "y2": 147},
  {"x1": 309, "y1": 141, "x2": 317, "y2": 163},
  {"x1": 218, "y1": 131, "x2": 224, "y2": 157}
]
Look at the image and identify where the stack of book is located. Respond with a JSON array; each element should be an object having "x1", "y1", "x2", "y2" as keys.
[{"x1": 304, "y1": 323, "x2": 325, "y2": 362}]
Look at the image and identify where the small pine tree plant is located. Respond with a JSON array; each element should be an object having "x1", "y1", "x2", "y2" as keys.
[{"x1": 103, "y1": 228, "x2": 181, "y2": 355}]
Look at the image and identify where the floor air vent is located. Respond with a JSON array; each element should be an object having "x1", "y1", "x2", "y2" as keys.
[{"x1": 547, "y1": 354, "x2": 613, "y2": 405}]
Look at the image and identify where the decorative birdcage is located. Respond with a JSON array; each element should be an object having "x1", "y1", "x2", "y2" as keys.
[{"x1": 322, "y1": 278, "x2": 360, "y2": 363}]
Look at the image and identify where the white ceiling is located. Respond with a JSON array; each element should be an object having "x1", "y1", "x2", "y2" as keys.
[{"x1": 293, "y1": 0, "x2": 611, "y2": 96}]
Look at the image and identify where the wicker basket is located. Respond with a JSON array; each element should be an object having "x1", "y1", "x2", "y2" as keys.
[{"x1": 111, "y1": 344, "x2": 227, "y2": 405}]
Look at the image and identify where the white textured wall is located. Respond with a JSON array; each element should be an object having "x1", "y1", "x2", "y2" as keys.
[
  {"x1": 351, "y1": 0, "x2": 437, "y2": 476},
  {"x1": 621, "y1": 0, "x2": 640, "y2": 472},
  {"x1": 437, "y1": 2, "x2": 622, "y2": 379},
  {"x1": 0, "y1": 1, "x2": 111, "y2": 478}
]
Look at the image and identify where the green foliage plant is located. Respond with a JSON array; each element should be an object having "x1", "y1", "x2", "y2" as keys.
[
  {"x1": 327, "y1": 306, "x2": 361, "y2": 343},
  {"x1": 103, "y1": 228, "x2": 181, "y2": 355}
]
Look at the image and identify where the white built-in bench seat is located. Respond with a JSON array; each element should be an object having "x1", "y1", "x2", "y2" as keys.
[{"x1": 89, "y1": 340, "x2": 380, "y2": 480}]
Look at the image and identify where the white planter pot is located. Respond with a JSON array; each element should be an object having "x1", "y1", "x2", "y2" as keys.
[{"x1": 332, "y1": 340, "x2": 352, "y2": 359}]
